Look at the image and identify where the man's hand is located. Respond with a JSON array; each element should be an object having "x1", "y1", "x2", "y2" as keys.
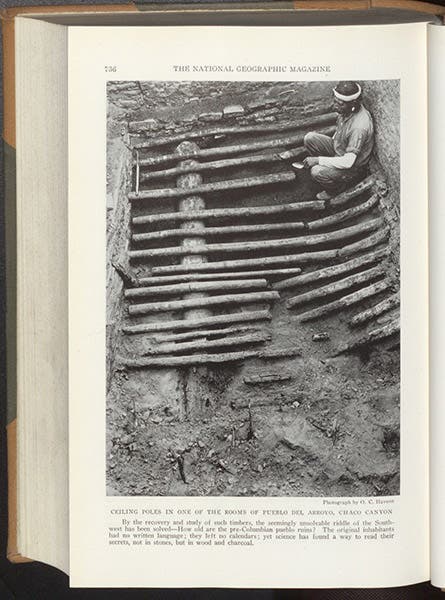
[{"x1": 303, "y1": 156, "x2": 319, "y2": 169}]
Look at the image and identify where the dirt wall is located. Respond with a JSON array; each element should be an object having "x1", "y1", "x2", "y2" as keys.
[{"x1": 362, "y1": 80, "x2": 400, "y2": 264}]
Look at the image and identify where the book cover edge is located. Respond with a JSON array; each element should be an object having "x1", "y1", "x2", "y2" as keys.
[
  {"x1": 0, "y1": 0, "x2": 444, "y2": 18},
  {"x1": 3, "y1": 11, "x2": 23, "y2": 563},
  {"x1": 1, "y1": 0, "x2": 442, "y2": 567}
]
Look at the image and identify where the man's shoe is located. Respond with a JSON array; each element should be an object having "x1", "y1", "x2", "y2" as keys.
[{"x1": 316, "y1": 190, "x2": 333, "y2": 200}]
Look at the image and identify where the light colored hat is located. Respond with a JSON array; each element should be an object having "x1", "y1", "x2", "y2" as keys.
[{"x1": 333, "y1": 81, "x2": 362, "y2": 102}]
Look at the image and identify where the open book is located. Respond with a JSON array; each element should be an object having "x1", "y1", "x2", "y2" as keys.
[{"x1": 5, "y1": 0, "x2": 445, "y2": 589}]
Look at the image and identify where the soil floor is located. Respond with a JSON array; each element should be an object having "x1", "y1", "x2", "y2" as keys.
[{"x1": 107, "y1": 348, "x2": 399, "y2": 497}]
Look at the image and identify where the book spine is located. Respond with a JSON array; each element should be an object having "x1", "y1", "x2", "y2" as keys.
[
  {"x1": 132, "y1": 0, "x2": 445, "y2": 16},
  {"x1": 0, "y1": 0, "x2": 444, "y2": 16},
  {"x1": 292, "y1": 0, "x2": 445, "y2": 13}
]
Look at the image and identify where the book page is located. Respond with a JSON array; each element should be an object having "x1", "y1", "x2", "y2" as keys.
[
  {"x1": 68, "y1": 23, "x2": 429, "y2": 587},
  {"x1": 15, "y1": 17, "x2": 69, "y2": 572},
  {"x1": 428, "y1": 23, "x2": 445, "y2": 589}
]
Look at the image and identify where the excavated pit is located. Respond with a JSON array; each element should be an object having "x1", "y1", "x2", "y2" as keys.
[{"x1": 106, "y1": 80, "x2": 400, "y2": 497}]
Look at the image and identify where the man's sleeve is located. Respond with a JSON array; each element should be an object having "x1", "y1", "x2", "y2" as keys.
[
  {"x1": 319, "y1": 153, "x2": 357, "y2": 169},
  {"x1": 346, "y1": 128, "x2": 366, "y2": 155}
]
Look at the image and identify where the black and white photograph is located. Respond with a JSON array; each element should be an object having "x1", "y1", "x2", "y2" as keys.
[{"x1": 105, "y1": 79, "x2": 400, "y2": 498}]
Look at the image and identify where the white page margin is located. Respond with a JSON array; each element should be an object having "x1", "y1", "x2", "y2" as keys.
[{"x1": 68, "y1": 24, "x2": 429, "y2": 588}]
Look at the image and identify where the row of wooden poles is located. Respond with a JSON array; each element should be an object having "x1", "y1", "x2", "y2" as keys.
[
  {"x1": 130, "y1": 179, "x2": 376, "y2": 260},
  {"x1": 120, "y1": 114, "x2": 399, "y2": 366},
  {"x1": 131, "y1": 188, "x2": 377, "y2": 244},
  {"x1": 123, "y1": 150, "x2": 287, "y2": 364},
  {"x1": 126, "y1": 124, "x2": 296, "y2": 365},
  {"x1": 123, "y1": 178, "x2": 391, "y2": 332},
  {"x1": 130, "y1": 208, "x2": 381, "y2": 260},
  {"x1": 131, "y1": 113, "x2": 337, "y2": 201},
  {"x1": 126, "y1": 177, "x2": 387, "y2": 322},
  {"x1": 133, "y1": 112, "x2": 337, "y2": 153}
]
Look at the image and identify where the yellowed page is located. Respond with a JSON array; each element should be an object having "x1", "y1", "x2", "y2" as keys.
[
  {"x1": 428, "y1": 23, "x2": 445, "y2": 589},
  {"x1": 15, "y1": 17, "x2": 69, "y2": 572},
  {"x1": 69, "y1": 24, "x2": 429, "y2": 587}
]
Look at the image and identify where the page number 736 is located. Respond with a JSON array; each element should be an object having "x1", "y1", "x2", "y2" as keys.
[{"x1": 105, "y1": 66, "x2": 117, "y2": 73}]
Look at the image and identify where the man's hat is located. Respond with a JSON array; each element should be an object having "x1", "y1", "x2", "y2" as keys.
[{"x1": 333, "y1": 81, "x2": 362, "y2": 102}]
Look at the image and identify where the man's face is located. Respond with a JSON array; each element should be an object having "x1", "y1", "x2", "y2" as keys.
[{"x1": 333, "y1": 96, "x2": 351, "y2": 115}]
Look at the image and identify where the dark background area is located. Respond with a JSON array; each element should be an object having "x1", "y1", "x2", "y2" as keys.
[{"x1": 1, "y1": 0, "x2": 445, "y2": 597}]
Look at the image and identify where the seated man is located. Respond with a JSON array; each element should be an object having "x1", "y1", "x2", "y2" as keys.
[{"x1": 299, "y1": 81, "x2": 374, "y2": 200}]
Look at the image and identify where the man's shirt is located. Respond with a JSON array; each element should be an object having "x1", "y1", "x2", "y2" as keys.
[{"x1": 333, "y1": 104, "x2": 374, "y2": 167}]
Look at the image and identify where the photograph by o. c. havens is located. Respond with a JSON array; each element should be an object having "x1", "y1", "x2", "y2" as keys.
[{"x1": 105, "y1": 79, "x2": 400, "y2": 498}]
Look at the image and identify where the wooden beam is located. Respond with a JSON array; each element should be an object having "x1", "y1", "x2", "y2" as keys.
[
  {"x1": 120, "y1": 350, "x2": 262, "y2": 368},
  {"x1": 339, "y1": 227, "x2": 389, "y2": 258},
  {"x1": 286, "y1": 265, "x2": 385, "y2": 308},
  {"x1": 144, "y1": 331, "x2": 270, "y2": 355},
  {"x1": 298, "y1": 279, "x2": 391, "y2": 322},
  {"x1": 349, "y1": 292, "x2": 400, "y2": 327},
  {"x1": 334, "y1": 319, "x2": 400, "y2": 356},
  {"x1": 122, "y1": 310, "x2": 272, "y2": 335},
  {"x1": 138, "y1": 268, "x2": 302, "y2": 285},
  {"x1": 119, "y1": 346, "x2": 301, "y2": 368},
  {"x1": 125, "y1": 278, "x2": 268, "y2": 298},
  {"x1": 132, "y1": 199, "x2": 325, "y2": 227},
  {"x1": 128, "y1": 291, "x2": 280, "y2": 316},
  {"x1": 129, "y1": 219, "x2": 383, "y2": 260},
  {"x1": 151, "y1": 325, "x2": 263, "y2": 343},
  {"x1": 151, "y1": 226, "x2": 388, "y2": 275},
  {"x1": 243, "y1": 373, "x2": 292, "y2": 384},
  {"x1": 133, "y1": 113, "x2": 338, "y2": 150},
  {"x1": 328, "y1": 175, "x2": 376, "y2": 207},
  {"x1": 135, "y1": 149, "x2": 140, "y2": 195},
  {"x1": 132, "y1": 173, "x2": 374, "y2": 226},
  {"x1": 151, "y1": 251, "x2": 333, "y2": 274},
  {"x1": 132, "y1": 221, "x2": 307, "y2": 243},
  {"x1": 138, "y1": 127, "x2": 332, "y2": 168},
  {"x1": 260, "y1": 348, "x2": 301, "y2": 359},
  {"x1": 307, "y1": 194, "x2": 379, "y2": 231},
  {"x1": 139, "y1": 144, "x2": 309, "y2": 182},
  {"x1": 129, "y1": 172, "x2": 295, "y2": 202},
  {"x1": 275, "y1": 247, "x2": 387, "y2": 290}
]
